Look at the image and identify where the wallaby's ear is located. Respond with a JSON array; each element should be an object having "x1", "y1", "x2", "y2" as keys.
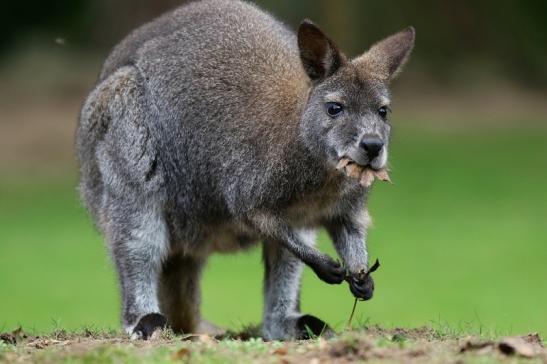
[
  {"x1": 298, "y1": 20, "x2": 346, "y2": 81},
  {"x1": 353, "y1": 26, "x2": 415, "y2": 82}
]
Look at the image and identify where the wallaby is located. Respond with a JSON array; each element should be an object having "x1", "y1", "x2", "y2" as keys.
[{"x1": 76, "y1": 0, "x2": 414, "y2": 340}]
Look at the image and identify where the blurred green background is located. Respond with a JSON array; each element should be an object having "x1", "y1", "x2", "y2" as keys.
[{"x1": 1, "y1": 0, "x2": 546, "y2": 337}]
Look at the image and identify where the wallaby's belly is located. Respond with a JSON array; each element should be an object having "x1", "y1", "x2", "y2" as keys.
[
  {"x1": 205, "y1": 223, "x2": 260, "y2": 254},
  {"x1": 167, "y1": 185, "x2": 346, "y2": 256},
  {"x1": 167, "y1": 218, "x2": 260, "y2": 257}
]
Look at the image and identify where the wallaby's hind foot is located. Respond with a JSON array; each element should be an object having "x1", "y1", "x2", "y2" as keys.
[
  {"x1": 130, "y1": 313, "x2": 167, "y2": 340},
  {"x1": 296, "y1": 315, "x2": 334, "y2": 340},
  {"x1": 262, "y1": 314, "x2": 334, "y2": 340},
  {"x1": 130, "y1": 315, "x2": 222, "y2": 340}
]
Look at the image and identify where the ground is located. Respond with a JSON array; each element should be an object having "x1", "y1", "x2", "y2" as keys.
[{"x1": 1, "y1": 326, "x2": 546, "y2": 364}]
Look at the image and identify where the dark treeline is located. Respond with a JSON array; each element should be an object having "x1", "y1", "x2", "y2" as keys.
[{"x1": 2, "y1": 0, "x2": 546, "y2": 85}]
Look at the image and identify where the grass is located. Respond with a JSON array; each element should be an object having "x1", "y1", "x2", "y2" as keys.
[
  {"x1": 1, "y1": 122, "x2": 546, "y2": 340},
  {"x1": 0, "y1": 326, "x2": 545, "y2": 363}
]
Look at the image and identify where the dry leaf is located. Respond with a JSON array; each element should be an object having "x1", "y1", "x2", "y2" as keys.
[
  {"x1": 337, "y1": 158, "x2": 392, "y2": 187},
  {"x1": 499, "y1": 336, "x2": 543, "y2": 358},
  {"x1": 459, "y1": 334, "x2": 544, "y2": 359},
  {"x1": 345, "y1": 163, "x2": 363, "y2": 179},
  {"x1": 359, "y1": 169, "x2": 375, "y2": 187},
  {"x1": 366, "y1": 259, "x2": 381, "y2": 276},
  {"x1": 373, "y1": 169, "x2": 392, "y2": 183},
  {"x1": 171, "y1": 347, "x2": 191, "y2": 360},
  {"x1": 336, "y1": 158, "x2": 351, "y2": 170},
  {"x1": 273, "y1": 347, "x2": 288, "y2": 356}
]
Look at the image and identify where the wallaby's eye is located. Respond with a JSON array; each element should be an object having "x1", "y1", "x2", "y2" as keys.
[
  {"x1": 326, "y1": 102, "x2": 344, "y2": 118},
  {"x1": 378, "y1": 106, "x2": 389, "y2": 119}
]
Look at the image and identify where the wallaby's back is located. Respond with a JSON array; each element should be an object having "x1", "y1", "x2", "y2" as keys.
[{"x1": 101, "y1": 0, "x2": 309, "y2": 103}]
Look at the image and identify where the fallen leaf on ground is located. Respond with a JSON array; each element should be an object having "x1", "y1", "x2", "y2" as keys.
[
  {"x1": 273, "y1": 347, "x2": 288, "y2": 356},
  {"x1": 460, "y1": 334, "x2": 545, "y2": 359},
  {"x1": 499, "y1": 336, "x2": 544, "y2": 358},
  {"x1": 171, "y1": 347, "x2": 191, "y2": 360}
]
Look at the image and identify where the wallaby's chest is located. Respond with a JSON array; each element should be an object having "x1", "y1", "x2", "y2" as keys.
[{"x1": 280, "y1": 173, "x2": 356, "y2": 227}]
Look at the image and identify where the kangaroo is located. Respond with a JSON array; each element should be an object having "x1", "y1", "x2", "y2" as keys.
[{"x1": 76, "y1": 0, "x2": 414, "y2": 340}]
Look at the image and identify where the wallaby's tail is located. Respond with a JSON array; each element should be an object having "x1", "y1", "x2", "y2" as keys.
[
  {"x1": 76, "y1": 66, "x2": 137, "y2": 226},
  {"x1": 77, "y1": 66, "x2": 163, "y2": 228},
  {"x1": 76, "y1": 81, "x2": 111, "y2": 226}
]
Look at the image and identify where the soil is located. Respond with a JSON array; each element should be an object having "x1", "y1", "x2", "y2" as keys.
[{"x1": 1, "y1": 326, "x2": 545, "y2": 364}]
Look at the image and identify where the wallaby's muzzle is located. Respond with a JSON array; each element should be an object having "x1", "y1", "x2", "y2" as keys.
[
  {"x1": 360, "y1": 135, "x2": 384, "y2": 161},
  {"x1": 345, "y1": 137, "x2": 388, "y2": 172}
]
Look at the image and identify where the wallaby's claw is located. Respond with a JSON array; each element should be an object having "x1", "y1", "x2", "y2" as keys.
[
  {"x1": 348, "y1": 274, "x2": 374, "y2": 300},
  {"x1": 311, "y1": 256, "x2": 346, "y2": 284}
]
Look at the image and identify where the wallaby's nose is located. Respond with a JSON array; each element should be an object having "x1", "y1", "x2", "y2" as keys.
[{"x1": 360, "y1": 136, "x2": 384, "y2": 160}]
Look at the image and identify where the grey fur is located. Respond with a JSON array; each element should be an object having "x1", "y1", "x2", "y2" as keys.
[{"x1": 76, "y1": 0, "x2": 414, "y2": 340}]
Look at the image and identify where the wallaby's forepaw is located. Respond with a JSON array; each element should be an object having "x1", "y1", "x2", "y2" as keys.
[
  {"x1": 296, "y1": 315, "x2": 334, "y2": 339},
  {"x1": 310, "y1": 256, "x2": 346, "y2": 284},
  {"x1": 348, "y1": 273, "x2": 374, "y2": 300},
  {"x1": 130, "y1": 313, "x2": 167, "y2": 340}
]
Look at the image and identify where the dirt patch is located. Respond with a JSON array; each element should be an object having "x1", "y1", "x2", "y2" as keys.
[
  {"x1": 363, "y1": 325, "x2": 441, "y2": 341},
  {"x1": 1, "y1": 327, "x2": 546, "y2": 364}
]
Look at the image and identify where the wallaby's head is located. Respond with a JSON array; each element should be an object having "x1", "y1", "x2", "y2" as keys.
[{"x1": 298, "y1": 20, "x2": 414, "y2": 171}]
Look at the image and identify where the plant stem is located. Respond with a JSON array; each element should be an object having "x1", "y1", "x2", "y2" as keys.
[{"x1": 347, "y1": 297, "x2": 358, "y2": 328}]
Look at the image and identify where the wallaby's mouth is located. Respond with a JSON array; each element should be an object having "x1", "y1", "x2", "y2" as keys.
[{"x1": 336, "y1": 157, "x2": 391, "y2": 188}]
